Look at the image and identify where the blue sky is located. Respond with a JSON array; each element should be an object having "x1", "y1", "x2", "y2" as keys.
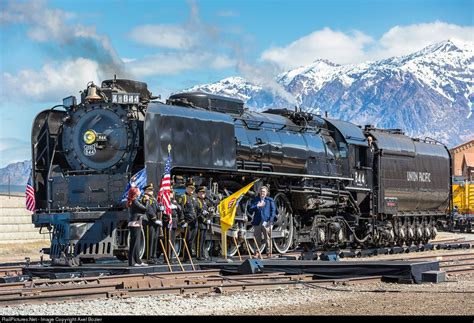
[{"x1": 0, "y1": 0, "x2": 473, "y2": 167}]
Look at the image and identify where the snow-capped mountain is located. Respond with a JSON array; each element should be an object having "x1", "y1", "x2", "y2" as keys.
[
  {"x1": 0, "y1": 160, "x2": 31, "y2": 186},
  {"x1": 183, "y1": 39, "x2": 473, "y2": 147}
]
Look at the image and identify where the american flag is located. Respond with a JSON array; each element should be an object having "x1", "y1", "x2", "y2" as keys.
[
  {"x1": 25, "y1": 171, "x2": 35, "y2": 212},
  {"x1": 158, "y1": 151, "x2": 172, "y2": 223}
]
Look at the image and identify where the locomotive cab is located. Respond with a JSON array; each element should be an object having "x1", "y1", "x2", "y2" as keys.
[{"x1": 324, "y1": 119, "x2": 373, "y2": 214}]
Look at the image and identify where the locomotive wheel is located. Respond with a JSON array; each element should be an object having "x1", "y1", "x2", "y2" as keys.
[
  {"x1": 167, "y1": 237, "x2": 182, "y2": 260},
  {"x1": 139, "y1": 227, "x2": 146, "y2": 259},
  {"x1": 115, "y1": 250, "x2": 128, "y2": 261},
  {"x1": 272, "y1": 193, "x2": 294, "y2": 254},
  {"x1": 301, "y1": 242, "x2": 314, "y2": 252},
  {"x1": 246, "y1": 239, "x2": 265, "y2": 255},
  {"x1": 217, "y1": 235, "x2": 240, "y2": 257}
]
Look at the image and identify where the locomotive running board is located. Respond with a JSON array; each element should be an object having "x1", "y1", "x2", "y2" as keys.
[{"x1": 236, "y1": 169, "x2": 353, "y2": 181}]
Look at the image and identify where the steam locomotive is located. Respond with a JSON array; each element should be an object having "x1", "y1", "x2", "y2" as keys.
[{"x1": 31, "y1": 78, "x2": 451, "y2": 262}]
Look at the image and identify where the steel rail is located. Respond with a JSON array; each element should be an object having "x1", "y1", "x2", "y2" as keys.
[
  {"x1": 0, "y1": 272, "x2": 382, "y2": 306},
  {"x1": 0, "y1": 266, "x2": 23, "y2": 277}
]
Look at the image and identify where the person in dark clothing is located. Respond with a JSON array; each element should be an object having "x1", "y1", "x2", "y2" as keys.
[
  {"x1": 247, "y1": 185, "x2": 276, "y2": 257},
  {"x1": 162, "y1": 189, "x2": 180, "y2": 261},
  {"x1": 127, "y1": 187, "x2": 148, "y2": 267},
  {"x1": 141, "y1": 183, "x2": 163, "y2": 265},
  {"x1": 178, "y1": 181, "x2": 199, "y2": 261},
  {"x1": 196, "y1": 186, "x2": 213, "y2": 261}
]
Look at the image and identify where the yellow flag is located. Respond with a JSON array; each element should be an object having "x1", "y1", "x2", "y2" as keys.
[{"x1": 219, "y1": 180, "x2": 258, "y2": 232}]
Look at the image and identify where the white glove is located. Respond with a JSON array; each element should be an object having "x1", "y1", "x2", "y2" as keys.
[
  {"x1": 170, "y1": 204, "x2": 177, "y2": 210},
  {"x1": 159, "y1": 205, "x2": 166, "y2": 211},
  {"x1": 262, "y1": 221, "x2": 268, "y2": 228},
  {"x1": 206, "y1": 219, "x2": 211, "y2": 225},
  {"x1": 202, "y1": 210, "x2": 209, "y2": 216},
  {"x1": 155, "y1": 220, "x2": 162, "y2": 226},
  {"x1": 181, "y1": 222, "x2": 188, "y2": 228}
]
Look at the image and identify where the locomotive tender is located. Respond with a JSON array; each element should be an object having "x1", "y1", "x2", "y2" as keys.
[{"x1": 31, "y1": 78, "x2": 451, "y2": 262}]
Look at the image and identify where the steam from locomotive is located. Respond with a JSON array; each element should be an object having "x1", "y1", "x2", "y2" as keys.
[{"x1": 31, "y1": 78, "x2": 451, "y2": 262}]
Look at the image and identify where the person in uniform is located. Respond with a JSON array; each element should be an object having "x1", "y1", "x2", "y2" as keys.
[
  {"x1": 162, "y1": 188, "x2": 181, "y2": 261},
  {"x1": 178, "y1": 180, "x2": 199, "y2": 262},
  {"x1": 141, "y1": 183, "x2": 163, "y2": 264},
  {"x1": 126, "y1": 187, "x2": 148, "y2": 267},
  {"x1": 247, "y1": 185, "x2": 276, "y2": 258},
  {"x1": 195, "y1": 186, "x2": 213, "y2": 261}
]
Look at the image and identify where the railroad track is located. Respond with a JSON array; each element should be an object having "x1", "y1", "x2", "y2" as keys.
[
  {"x1": 0, "y1": 270, "x2": 381, "y2": 306},
  {"x1": 373, "y1": 250, "x2": 474, "y2": 274},
  {"x1": 0, "y1": 266, "x2": 23, "y2": 277},
  {"x1": 0, "y1": 238, "x2": 472, "y2": 306}
]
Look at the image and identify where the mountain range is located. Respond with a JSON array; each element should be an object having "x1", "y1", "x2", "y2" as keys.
[
  {"x1": 1, "y1": 40, "x2": 472, "y2": 185},
  {"x1": 184, "y1": 39, "x2": 473, "y2": 147},
  {"x1": 0, "y1": 160, "x2": 31, "y2": 187}
]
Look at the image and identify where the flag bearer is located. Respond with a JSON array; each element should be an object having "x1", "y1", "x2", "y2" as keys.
[
  {"x1": 178, "y1": 180, "x2": 199, "y2": 261},
  {"x1": 162, "y1": 188, "x2": 181, "y2": 260},
  {"x1": 142, "y1": 183, "x2": 163, "y2": 264},
  {"x1": 196, "y1": 186, "x2": 213, "y2": 261}
]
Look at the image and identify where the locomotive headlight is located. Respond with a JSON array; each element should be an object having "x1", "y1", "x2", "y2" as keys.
[{"x1": 83, "y1": 129, "x2": 97, "y2": 145}]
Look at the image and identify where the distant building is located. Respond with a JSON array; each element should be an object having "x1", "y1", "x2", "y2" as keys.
[
  {"x1": 450, "y1": 140, "x2": 474, "y2": 178},
  {"x1": 461, "y1": 153, "x2": 474, "y2": 181}
]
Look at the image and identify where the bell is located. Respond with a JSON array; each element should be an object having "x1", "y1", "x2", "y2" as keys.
[{"x1": 85, "y1": 83, "x2": 101, "y2": 101}]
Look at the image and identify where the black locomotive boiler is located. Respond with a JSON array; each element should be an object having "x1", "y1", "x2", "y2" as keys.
[{"x1": 30, "y1": 78, "x2": 451, "y2": 262}]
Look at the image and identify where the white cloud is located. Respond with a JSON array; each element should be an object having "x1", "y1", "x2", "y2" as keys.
[
  {"x1": 0, "y1": 138, "x2": 30, "y2": 168},
  {"x1": 369, "y1": 21, "x2": 474, "y2": 60},
  {"x1": 128, "y1": 25, "x2": 196, "y2": 49},
  {"x1": 261, "y1": 22, "x2": 474, "y2": 69},
  {"x1": 127, "y1": 52, "x2": 234, "y2": 77},
  {"x1": 1, "y1": 0, "x2": 124, "y2": 75},
  {"x1": 2, "y1": 58, "x2": 101, "y2": 102},
  {"x1": 125, "y1": 0, "x2": 235, "y2": 77},
  {"x1": 261, "y1": 28, "x2": 373, "y2": 68}
]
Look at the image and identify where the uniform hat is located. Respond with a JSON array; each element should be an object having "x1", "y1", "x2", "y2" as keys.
[
  {"x1": 186, "y1": 179, "x2": 195, "y2": 188},
  {"x1": 144, "y1": 183, "x2": 154, "y2": 191},
  {"x1": 197, "y1": 186, "x2": 206, "y2": 193}
]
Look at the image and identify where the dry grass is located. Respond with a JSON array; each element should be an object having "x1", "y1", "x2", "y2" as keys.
[{"x1": 0, "y1": 240, "x2": 49, "y2": 260}]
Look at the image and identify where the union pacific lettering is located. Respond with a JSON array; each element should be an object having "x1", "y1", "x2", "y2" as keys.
[{"x1": 407, "y1": 171, "x2": 431, "y2": 182}]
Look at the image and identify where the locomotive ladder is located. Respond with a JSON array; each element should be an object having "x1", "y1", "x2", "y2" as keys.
[
  {"x1": 468, "y1": 182, "x2": 474, "y2": 214},
  {"x1": 33, "y1": 112, "x2": 61, "y2": 212}
]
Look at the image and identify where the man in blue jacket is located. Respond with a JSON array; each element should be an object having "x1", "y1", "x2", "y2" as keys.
[{"x1": 247, "y1": 185, "x2": 276, "y2": 257}]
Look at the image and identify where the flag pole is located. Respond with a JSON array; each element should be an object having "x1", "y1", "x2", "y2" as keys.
[
  {"x1": 169, "y1": 239, "x2": 185, "y2": 271},
  {"x1": 159, "y1": 239, "x2": 172, "y2": 272},
  {"x1": 243, "y1": 236, "x2": 253, "y2": 259},
  {"x1": 269, "y1": 225, "x2": 273, "y2": 258},
  {"x1": 221, "y1": 230, "x2": 227, "y2": 259},
  {"x1": 253, "y1": 236, "x2": 263, "y2": 260},
  {"x1": 182, "y1": 238, "x2": 195, "y2": 271},
  {"x1": 233, "y1": 236, "x2": 242, "y2": 261}
]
